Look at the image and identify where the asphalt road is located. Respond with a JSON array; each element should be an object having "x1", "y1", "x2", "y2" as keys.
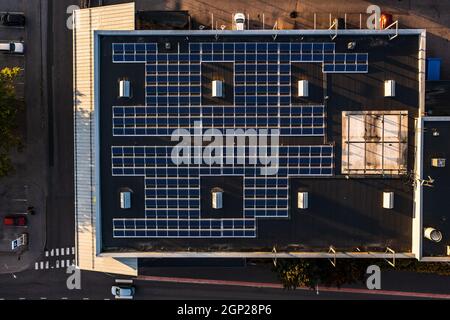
[{"x1": 0, "y1": 268, "x2": 442, "y2": 300}]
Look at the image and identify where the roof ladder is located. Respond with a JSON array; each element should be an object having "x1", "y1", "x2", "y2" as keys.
[
  {"x1": 328, "y1": 246, "x2": 337, "y2": 267},
  {"x1": 384, "y1": 20, "x2": 399, "y2": 40},
  {"x1": 384, "y1": 247, "x2": 396, "y2": 267}
]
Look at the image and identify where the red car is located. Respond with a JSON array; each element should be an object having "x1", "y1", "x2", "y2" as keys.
[{"x1": 3, "y1": 215, "x2": 27, "y2": 226}]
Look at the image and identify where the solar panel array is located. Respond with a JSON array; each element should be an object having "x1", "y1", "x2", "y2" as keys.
[
  {"x1": 112, "y1": 145, "x2": 333, "y2": 238},
  {"x1": 107, "y1": 39, "x2": 368, "y2": 238}
]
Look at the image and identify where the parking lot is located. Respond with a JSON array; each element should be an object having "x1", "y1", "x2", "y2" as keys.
[{"x1": 0, "y1": 0, "x2": 47, "y2": 273}]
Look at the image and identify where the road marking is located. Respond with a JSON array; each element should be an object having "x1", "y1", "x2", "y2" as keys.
[
  {"x1": 83, "y1": 298, "x2": 89, "y2": 300},
  {"x1": 61, "y1": 248, "x2": 65, "y2": 255},
  {"x1": 55, "y1": 248, "x2": 59, "y2": 256},
  {"x1": 45, "y1": 251, "x2": 49, "y2": 257},
  {"x1": 0, "y1": 298, "x2": 4, "y2": 300},
  {"x1": 104, "y1": 298, "x2": 110, "y2": 300},
  {"x1": 40, "y1": 262, "x2": 43, "y2": 269},
  {"x1": 35, "y1": 262, "x2": 39, "y2": 270},
  {"x1": 61, "y1": 260, "x2": 65, "y2": 268},
  {"x1": 40, "y1": 297, "x2": 47, "y2": 300},
  {"x1": 45, "y1": 261, "x2": 49, "y2": 269},
  {"x1": 66, "y1": 259, "x2": 71, "y2": 267},
  {"x1": 19, "y1": 298, "x2": 26, "y2": 300},
  {"x1": 56, "y1": 260, "x2": 60, "y2": 268},
  {"x1": 50, "y1": 249, "x2": 54, "y2": 256},
  {"x1": 72, "y1": 247, "x2": 75, "y2": 254},
  {"x1": 66, "y1": 248, "x2": 70, "y2": 255}
]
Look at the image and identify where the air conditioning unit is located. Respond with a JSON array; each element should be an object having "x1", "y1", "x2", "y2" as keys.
[
  {"x1": 384, "y1": 80, "x2": 395, "y2": 97},
  {"x1": 119, "y1": 79, "x2": 131, "y2": 98},
  {"x1": 383, "y1": 191, "x2": 394, "y2": 209},
  {"x1": 431, "y1": 158, "x2": 446, "y2": 167},
  {"x1": 212, "y1": 80, "x2": 223, "y2": 97},
  {"x1": 212, "y1": 190, "x2": 223, "y2": 209},
  {"x1": 120, "y1": 191, "x2": 131, "y2": 209},
  {"x1": 297, "y1": 191, "x2": 308, "y2": 209},
  {"x1": 298, "y1": 80, "x2": 309, "y2": 97}
]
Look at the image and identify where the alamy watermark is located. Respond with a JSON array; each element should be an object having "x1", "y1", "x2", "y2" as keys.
[{"x1": 171, "y1": 121, "x2": 280, "y2": 176}]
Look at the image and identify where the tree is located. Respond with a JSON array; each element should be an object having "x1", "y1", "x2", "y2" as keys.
[{"x1": 0, "y1": 66, "x2": 23, "y2": 177}]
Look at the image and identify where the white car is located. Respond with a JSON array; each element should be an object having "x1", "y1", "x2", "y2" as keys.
[
  {"x1": 0, "y1": 42, "x2": 24, "y2": 54},
  {"x1": 233, "y1": 13, "x2": 245, "y2": 30},
  {"x1": 111, "y1": 285, "x2": 135, "y2": 299}
]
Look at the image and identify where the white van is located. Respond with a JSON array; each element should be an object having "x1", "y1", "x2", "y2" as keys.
[{"x1": 0, "y1": 42, "x2": 24, "y2": 54}]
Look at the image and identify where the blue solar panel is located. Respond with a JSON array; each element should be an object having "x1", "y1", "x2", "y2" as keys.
[{"x1": 107, "y1": 40, "x2": 372, "y2": 238}]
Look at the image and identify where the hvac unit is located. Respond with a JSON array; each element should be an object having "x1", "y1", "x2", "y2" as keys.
[
  {"x1": 383, "y1": 191, "x2": 394, "y2": 209},
  {"x1": 424, "y1": 227, "x2": 443, "y2": 243},
  {"x1": 431, "y1": 158, "x2": 446, "y2": 168},
  {"x1": 119, "y1": 79, "x2": 131, "y2": 98},
  {"x1": 212, "y1": 190, "x2": 223, "y2": 209},
  {"x1": 212, "y1": 80, "x2": 223, "y2": 97},
  {"x1": 297, "y1": 191, "x2": 308, "y2": 209},
  {"x1": 298, "y1": 80, "x2": 309, "y2": 97},
  {"x1": 384, "y1": 80, "x2": 396, "y2": 97}
]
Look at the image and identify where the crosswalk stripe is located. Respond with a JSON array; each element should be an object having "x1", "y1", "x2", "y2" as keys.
[
  {"x1": 61, "y1": 260, "x2": 65, "y2": 268},
  {"x1": 56, "y1": 260, "x2": 60, "y2": 268},
  {"x1": 55, "y1": 248, "x2": 59, "y2": 256},
  {"x1": 40, "y1": 262, "x2": 43, "y2": 269},
  {"x1": 72, "y1": 247, "x2": 75, "y2": 254},
  {"x1": 66, "y1": 248, "x2": 70, "y2": 255},
  {"x1": 45, "y1": 261, "x2": 49, "y2": 269},
  {"x1": 50, "y1": 249, "x2": 54, "y2": 256},
  {"x1": 35, "y1": 262, "x2": 38, "y2": 270},
  {"x1": 66, "y1": 259, "x2": 71, "y2": 267},
  {"x1": 45, "y1": 251, "x2": 49, "y2": 257}
]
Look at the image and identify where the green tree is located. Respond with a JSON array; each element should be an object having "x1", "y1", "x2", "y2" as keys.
[
  {"x1": 0, "y1": 66, "x2": 23, "y2": 177},
  {"x1": 274, "y1": 259, "x2": 370, "y2": 290}
]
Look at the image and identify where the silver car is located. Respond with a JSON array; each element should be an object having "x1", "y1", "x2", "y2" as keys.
[{"x1": 111, "y1": 285, "x2": 135, "y2": 299}]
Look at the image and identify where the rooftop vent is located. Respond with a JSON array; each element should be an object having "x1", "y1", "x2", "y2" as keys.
[
  {"x1": 297, "y1": 191, "x2": 308, "y2": 209},
  {"x1": 212, "y1": 80, "x2": 223, "y2": 98},
  {"x1": 298, "y1": 80, "x2": 309, "y2": 97},
  {"x1": 120, "y1": 191, "x2": 131, "y2": 209},
  {"x1": 384, "y1": 80, "x2": 396, "y2": 97},
  {"x1": 211, "y1": 188, "x2": 223, "y2": 209},
  {"x1": 424, "y1": 227, "x2": 443, "y2": 243},
  {"x1": 119, "y1": 79, "x2": 131, "y2": 98},
  {"x1": 383, "y1": 191, "x2": 394, "y2": 209}
]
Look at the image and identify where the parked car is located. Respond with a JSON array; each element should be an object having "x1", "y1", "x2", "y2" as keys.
[
  {"x1": 0, "y1": 42, "x2": 24, "y2": 54},
  {"x1": 111, "y1": 285, "x2": 135, "y2": 299},
  {"x1": 233, "y1": 13, "x2": 245, "y2": 30},
  {"x1": 3, "y1": 215, "x2": 27, "y2": 226},
  {"x1": 1, "y1": 13, "x2": 25, "y2": 26}
]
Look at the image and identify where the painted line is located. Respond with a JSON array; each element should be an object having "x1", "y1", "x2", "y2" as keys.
[
  {"x1": 61, "y1": 297, "x2": 68, "y2": 300},
  {"x1": 104, "y1": 298, "x2": 110, "y2": 300},
  {"x1": 55, "y1": 248, "x2": 59, "y2": 256},
  {"x1": 83, "y1": 298, "x2": 89, "y2": 300},
  {"x1": 45, "y1": 251, "x2": 49, "y2": 257},
  {"x1": 72, "y1": 247, "x2": 75, "y2": 254},
  {"x1": 61, "y1": 260, "x2": 65, "y2": 268},
  {"x1": 136, "y1": 275, "x2": 450, "y2": 300},
  {"x1": 66, "y1": 259, "x2": 71, "y2": 267},
  {"x1": 0, "y1": 298, "x2": 4, "y2": 300},
  {"x1": 50, "y1": 249, "x2": 54, "y2": 257},
  {"x1": 35, "y1": 262, "x2": 38, "y2": 270},
  {"x1": 45, "y1": 261, "x2": 49, "y2": 269},
  {"x1": 39, "y1": 261, "x2": 43, "y2": 269},
  {"x1": 56, "y1": 260, "x2": 60, "y2": 268},
  {"x1": 19, "y1": 298, "x2": 26, "y2": 300},
  {"x1": 66, "y1": 248, "x2": 70, "y2": 255},
  {"x1": 40, "y1": 297, "x2": 47, "y2": 300},
  {"x1": 61, "y1": 248, "x2": 65, "y2": 256}
]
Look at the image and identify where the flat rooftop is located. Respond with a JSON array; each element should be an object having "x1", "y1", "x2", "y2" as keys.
[
  {"x1": 422, "y1": 118, "x2": 450, "y2": 257},
  {"x1": 93, "y1": 31, "x2": 422, "y2": 255}
]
